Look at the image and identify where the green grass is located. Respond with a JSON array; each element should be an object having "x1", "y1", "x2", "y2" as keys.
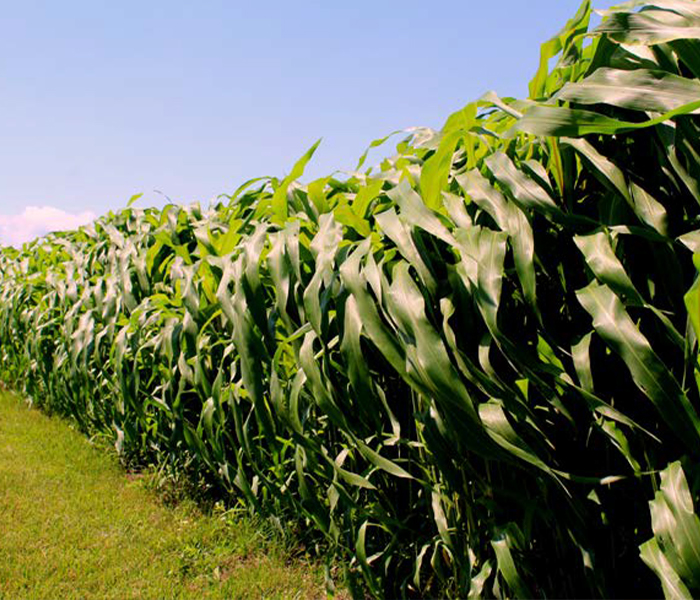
[{"x1": 0, "y1": 390, "x2": 329, "y2": 600}]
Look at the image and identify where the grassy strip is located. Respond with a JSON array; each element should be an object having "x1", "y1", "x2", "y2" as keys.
[{"x1": 0, "y1": 390, "x2": 330, "y2": 600}]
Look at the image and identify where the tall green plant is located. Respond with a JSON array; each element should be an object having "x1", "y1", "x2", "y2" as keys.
[{"x1": 3, "y1": 1, "x2": 700, "y2": 597}]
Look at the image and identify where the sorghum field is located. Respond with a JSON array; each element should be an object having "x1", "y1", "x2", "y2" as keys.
[{"x1": 3, "y1": 1, "x2": 700, "y2": 597}]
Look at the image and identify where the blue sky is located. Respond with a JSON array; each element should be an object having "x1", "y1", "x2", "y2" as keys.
[{"x1": 0, "y1": 0, "x2": 587, "y2": 244}]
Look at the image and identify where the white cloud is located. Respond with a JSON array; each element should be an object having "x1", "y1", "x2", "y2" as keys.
[{"x1": 0, "y1": 206, "x2": 97, "y2": 247}]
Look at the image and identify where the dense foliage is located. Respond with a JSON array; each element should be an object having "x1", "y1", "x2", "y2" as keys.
[{"x1": 4, "y1": 1, "x2": 700, "y2": 596}]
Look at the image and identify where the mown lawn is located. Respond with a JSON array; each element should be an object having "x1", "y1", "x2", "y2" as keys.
[{"x1": 0, "y1": 391, "x2": 330, "y2": 600}]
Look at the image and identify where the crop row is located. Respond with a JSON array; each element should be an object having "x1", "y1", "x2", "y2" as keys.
[{"x1": 3, "y1": 2, "x2": 700, "y2": 597}]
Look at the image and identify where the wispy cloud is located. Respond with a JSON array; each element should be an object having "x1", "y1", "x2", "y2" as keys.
[{"x1": 0, "y1": 206, "x2": 96, "y2": 247}]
